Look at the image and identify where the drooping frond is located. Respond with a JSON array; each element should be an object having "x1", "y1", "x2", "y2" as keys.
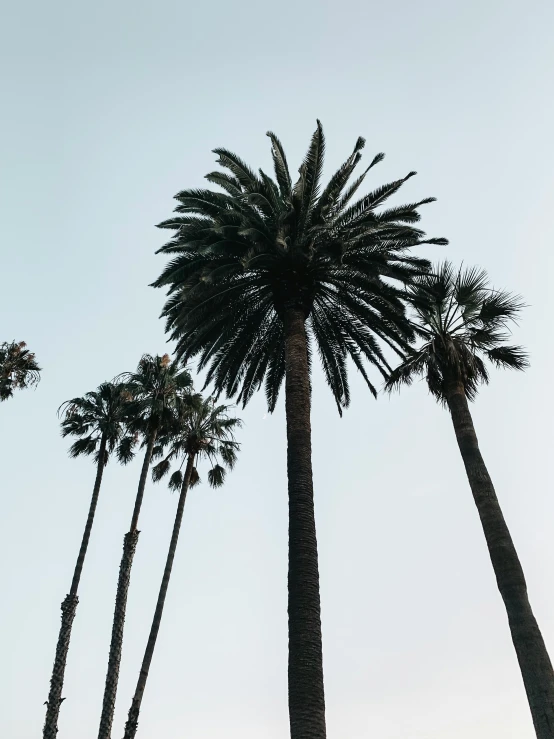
[
  {"x1": 208, "y1": 464, "x2": 226, "y2": 488},
  {"x1": 168, "y1": 470, "x2": 183, "y2": 491},
  {"x1": 152, "y1": 458, "x2": 171, "y2": 482},
  {"x1": 486, "y1": 345, "x2": 529, "y2": 371}
]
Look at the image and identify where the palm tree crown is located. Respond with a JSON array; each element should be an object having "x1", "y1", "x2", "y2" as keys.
[
  {"x1": 0, "y1": 340, "x2": 41, "y2": 401},
  {"x1": 153, "y1": 396, "x2": 241, "y2": 490},
  {"x1": 153, "y1": 121, "x2": 447, "y2": 411},
  {"x1": 118, "y1": 353, "x2": 193, "y2": 437},
  {"x1": 385, "y1": 261, "x2": 529, "y2": 401},
  {"x1": 59, "y1": 382, "x2": 135, "y2": 465}
]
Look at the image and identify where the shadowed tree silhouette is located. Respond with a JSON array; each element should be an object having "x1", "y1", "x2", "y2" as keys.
[
  {"x1": 43, "y1": 382, "x2": 135, "y2": 739},
  {"x1": 97, "y1": 355, "x2": 192, "y2": 739},
  {"x1": 122, "y1": 395, "x2": 241, "y2": 739},
  {"x1": 0, "y1": 340, "x2": 41, "y2": 401},
  {"x1": 153, "y1": 121, "x2": 447, "y2": 738},
  {"x1": 386, "y1": 262, "x2": 554, "y2": 739}
]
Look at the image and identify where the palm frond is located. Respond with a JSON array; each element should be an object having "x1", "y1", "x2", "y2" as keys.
[
  {"x1": 266, "y1": 131, "x2": 292, "y2": 197},
  {"x1": 168, "y1": 470, "x2": 183, "y2": 492},
  {"x1": 208, "y1": 464, "x2": 226, "y2": 488},
  {"x1": 152, "y1": 458, "x2": 171, "y2": 482},
  {"x1": 486, "y1": 345, "x2": 529, "y2": 371}
]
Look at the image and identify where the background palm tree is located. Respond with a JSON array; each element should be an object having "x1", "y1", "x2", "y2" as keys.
[
  {"x1": 0, "y1": 340, "x2": 41, "y2": 401},
  {"x1": 97, "y1": 354, "x2": 192, "y2": 739},
  {"x1": 43, "y1": 382, "x2": 135, "y2": 739},
  {"x1": 153, "y1": 121, "x2": 447, "y2": 738},
  {"x1": 385, "y1": 261, "x2": 554, "y2": 739},
  {"x1": 122, "y1": 395, "x2": 241, "y2": 739}
]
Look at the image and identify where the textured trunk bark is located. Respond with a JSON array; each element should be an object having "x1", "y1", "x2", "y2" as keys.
[
  {"x1": 43, "y1": 433, "x2": 108, "y2": 739},
  {"x1": 446, "y1": 382, "x2": 554, "y2": 739},
  {"x1": 97, "y1": 430, "x2": 157, "y2": 739},
  {"x1": 283, "y1": 307, "x2": 326, "y2": 739},
  {"x1": 123, "y1": 454, "x2": 195, "y2": 739},
  {"x1": 42, "y1": 595, "x2": 78, "y2": 739}
]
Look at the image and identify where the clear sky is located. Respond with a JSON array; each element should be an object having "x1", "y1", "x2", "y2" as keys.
[{"x1": 1, "y1": 1, "x2": 553, "y2": 737}]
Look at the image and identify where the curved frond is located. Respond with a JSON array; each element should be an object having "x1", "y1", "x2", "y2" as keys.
[
  {"x1": 208, "y1": 464, "x2": 226, "y2": 488},
  {"x1": 168, "y1": 470, "x2": 183, "y2": 491}
]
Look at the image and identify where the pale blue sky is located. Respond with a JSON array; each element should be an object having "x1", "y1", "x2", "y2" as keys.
[{"x1": 1, "y1": 1, "x2": 553, "y2": 737}]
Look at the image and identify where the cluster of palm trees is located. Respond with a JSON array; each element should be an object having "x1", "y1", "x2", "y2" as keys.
[
  {"x1": 5, "y1": 120, "x2": 551, "y2": 738},
  {"x1": 42, "y1": 356, "x2": 240, "y2": 739},
  {"x1": 151, "y1": 122, "x2": 553, "y2": 738}
]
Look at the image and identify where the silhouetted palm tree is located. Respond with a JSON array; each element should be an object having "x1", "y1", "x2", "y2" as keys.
[
  {"x1": 386, "y1": 262, "x2": 554, "y2": 739},
  {"x1": 97, "y1": 355, "x2": 192, "y2": 739},
  {"x1": 43, "y1": 382, "x2": 135, "y2": 739},
  {"x1": 153, "y1": 121, "x2": 446, "y2": 738},
  {"x1": 0, "y1": 340, "x2": 41, "y2": 401},
  {"x1": 122, "y1": 395, "x2": 241, "y2": 739}
]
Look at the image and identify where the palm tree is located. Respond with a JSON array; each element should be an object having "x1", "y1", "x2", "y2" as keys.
[
  {"x1": 0, "y1": 340, "x2": 41, "y2": 401},
  {"x1": 153, "y1": 121, "x2": 447, "y2": 738},
  {"x1": 97, "y1": 354, "x2": 192, "y2": 739},
  {"x1": 122, "y1": 396, "x2": 241, "y2": 739},
  {"x1": 385, "y1": 262, "x2": 554, "y2": 739},
  {"x1": 43, "y1": 382, "x2": 135, "y2": 739}
]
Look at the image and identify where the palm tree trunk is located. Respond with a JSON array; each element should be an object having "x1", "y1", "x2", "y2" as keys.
[
  {"x1": 122, "y1": 454, "x2": 195, "y2": 739},
  {"x1": 446, "y1": 381, "x2": 554, "y2": 739},
  {"x1": 97, "y1": 430, "x2": 157, "y2": 739},
  {"x1": 43, "y1": 433, "x2": 108, "y2": 739},
  {"x1": 283, "y1": 306, "x2": 326, "y2": 739}
]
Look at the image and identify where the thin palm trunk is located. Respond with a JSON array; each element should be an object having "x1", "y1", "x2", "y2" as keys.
[
  {"x1": 122, "y1": 454, "x2": 195, "y2": 739},
  {"x1": 97, "y1": 430, "x2": 157, "y2": 739},
  {"x1": 283, "y1": 307, "x2": 326, "y2": 739},
  {"x1": 43, "y1": 433, "x2": 108, "y2": 739},
  {"x1": 446, "y1": 381, "x2": 554, "y2": 739}
]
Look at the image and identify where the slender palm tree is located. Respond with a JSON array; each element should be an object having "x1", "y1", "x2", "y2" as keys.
[
  {"x1": 43, "y1": 382, "x2": 135, "y2": 739},
  {"x1": 122, "y1": 396, "x2": 241, "y2": 739},
  {"x1": 0, "y1": 340, "x2": 41, "y2": 401},
  {"x1": 385, "y1": 262, "x2": 554, "y2": 739},
  {"x1": 153, "y1": 121, "x2": 447, "y2": 738},
  {"x1": 97, "y1": 354, "x2": 192, "y2": 739}
]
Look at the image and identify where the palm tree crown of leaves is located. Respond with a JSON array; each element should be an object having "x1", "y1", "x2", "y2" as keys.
[
  {"x1": 0, "y1": 340, "x2": 41, "y2": 401},
  {"x1": 153, "y1": 395, "x2": 241, "y2": 490},
  {"x1": 117, "y1": 353, "x2": 193, "y2": 438},
  {"x1": 58, "y1": 381, "x2": 136, "y2": 465},
  {"x1": 153, "y1": 121, "x2": 447, "y2": 412},
  {"x1": 385, "y1": 261, "x2": 529, "y2": 399}
]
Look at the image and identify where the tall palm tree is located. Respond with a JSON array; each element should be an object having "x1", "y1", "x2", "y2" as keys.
[
  {"x1": 0, "y1": 340, "x2": 41, "y2": 401},
  {"x1": 43, "y1": 382, "x2": 135, "y2": 739},
  {"x1": 153, "y1": 121, "x2": 447, "y2": 738},
  {"x1": 97, "y1": 354, "x2": 192, "y2": 739},
  {"x1": 122, "y1": 396, "x2": 241, "y2": 739},
  {"x1": 385, "y1": 262, "x2": 554, "y2": 739}
]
